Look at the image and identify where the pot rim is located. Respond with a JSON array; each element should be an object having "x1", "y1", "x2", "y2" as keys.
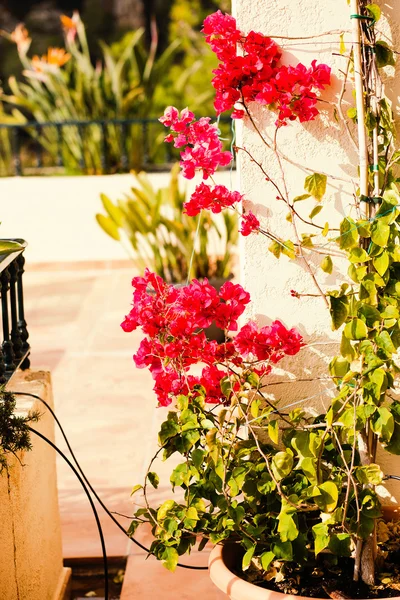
[{"x1": 208, "y1": 529, "x2": 400, "y2": 600}]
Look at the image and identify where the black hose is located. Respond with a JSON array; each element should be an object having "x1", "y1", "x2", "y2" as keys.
[
  {"x1": 27, "y1": 426, "x2": 109, "y2": 600},
  {"x1": 15, "y1": 391, "x2": 208, "y2": 571}
]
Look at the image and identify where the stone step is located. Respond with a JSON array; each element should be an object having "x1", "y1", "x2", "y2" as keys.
[{"x1": 120, "y1": 527, "x2": 225, "y2": 600}]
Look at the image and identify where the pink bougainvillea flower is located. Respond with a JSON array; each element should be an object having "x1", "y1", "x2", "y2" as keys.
[
  {"x1": 159, "y1": 108, "x2": 233, "y2": 180},
  {"x1": 184, "y1": 182, "x2": 243, "y2": 216},
  {"x1": 122, "y1": 271, "x2": 303, "y2": 407},
  {"x1": 202, "y1": 11, "x2": 331, "y2": 125},
  {"x1": 240, "y1": 212, "x2": 260, "y2": 236}
]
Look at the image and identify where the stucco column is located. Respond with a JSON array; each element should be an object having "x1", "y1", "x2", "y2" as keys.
[{"x1": 233, "y1": 0, "x2": 400, "y2": 499}]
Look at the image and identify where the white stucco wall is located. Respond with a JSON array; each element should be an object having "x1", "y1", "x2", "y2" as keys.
[
  {"x1": 0, "y1": 171, "x2": 234, "y2": 264},
  {"x1": 233, "y1": 0, "x2": 400, "y2": 499}
]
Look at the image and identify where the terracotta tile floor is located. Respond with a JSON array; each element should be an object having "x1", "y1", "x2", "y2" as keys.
[{"x1": 24, "y1": 263, "x2": 223, "y2": 598}]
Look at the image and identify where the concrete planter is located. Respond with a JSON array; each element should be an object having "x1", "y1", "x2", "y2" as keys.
[{"x1": 209, "y1": 508, "x2": 400, "y2": 600}]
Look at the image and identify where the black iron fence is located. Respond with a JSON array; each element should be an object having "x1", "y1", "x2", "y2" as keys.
[
  {"x1": 0, "y1": 241, "x2": 30, "y2": 382},
  {"x1": 0, "y1": 117, "x2": 233, "y2": 177}
]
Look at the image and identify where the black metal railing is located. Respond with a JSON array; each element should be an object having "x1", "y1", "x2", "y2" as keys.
[
  {"x1": 0, "y1": 241, "x2": 30, "y2": 382},
  {"x1": 0, "y1": 117, "x2": 234, "y2": 177}
]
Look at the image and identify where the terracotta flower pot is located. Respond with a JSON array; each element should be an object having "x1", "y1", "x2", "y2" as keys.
[{"x1": 209, "y1": 507, "x2": 400, "y2": 600}]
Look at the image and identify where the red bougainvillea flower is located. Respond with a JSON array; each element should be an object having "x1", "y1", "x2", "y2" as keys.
[
  {"x1": 234, "y1": 320, "x2": 303, "y2": 362},
  {"x1": 122, "y1": 270, "x2": 303, "y2": 407},
  {"x1": 201, "y1": 11, "x2": 331, "y2": 126},
  {"x1": 159, "y1": 108, "x2": 232, "y2": 180},
  {"x1": 240, "y1": 212, "x2": 260, "y2": 236},
  {"x1": 184, "y1": 182, "x2": 243, "y2": 216}
]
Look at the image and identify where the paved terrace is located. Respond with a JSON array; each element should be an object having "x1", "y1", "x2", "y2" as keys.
[{"x1": 24, "y1": 261, "x2": 225, "y2": 599}]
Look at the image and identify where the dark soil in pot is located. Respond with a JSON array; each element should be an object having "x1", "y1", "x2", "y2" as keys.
[
  {"x1": 225, "y1": 515, "x2": 400, "y2": 599},
  {"x1": 242, "y1": 553, "x2": 400, "y2": 599}
]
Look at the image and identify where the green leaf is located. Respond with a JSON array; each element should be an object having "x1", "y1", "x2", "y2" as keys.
[
  {"x1": 385, "y1": 422, "x2": 400, "y2": 454},
  {"x1": 371, "y1": 407, "x2": 394, "y2": 443},
  {"x1": 272, "y1": 541, "x2": 293, "y2": 561},
  {"x1": 299, "y1": 457, "x2": 318, "y2": 485},
  {"x1": 312, "y1": 522, "x2": 330, "y2": 555},
  {"x1": 159, "y1": 419, "x2": 180, "y2": 445},
  {"x1": 176, "y1": 395, "x2": 188, "y2": 411},
  {"x1": 328, "y1": 533, "x2": 352, "y2": 557},
  {"x1": 183, "y1": 507, "x2": 199, "y2": 529},
  {"x1": 349, "y1": 247, "x2": 370, "y2": 263},
  {"x1": 379, "y1": 98, "x2": 395, "y2": 135},
  {"x1": 373, "y1": 251, "x2": 390, "y2": 276},
  {"x1": 280, "y1": 240, "x2": 296, "y2": 260},
  {"x1": 95, "y1": 214, "x2": 121, "y2": 241},
  {"x1": 339, "y1": 33, "x2": 346, "y2": 55},
  {"x1": 329, "y1": 295, "x2": 349, "y2": 330},
  {"x1": 304, "y1": 173, "x2": 327, "y2": 201},
  {"x1": 0, "y1": 240, "x2": 24, "y2": 255},
  {"x1": 293, "y1": 193, "x2": 311, "y2": 203},
  {"x1": 314, "y1": 482, "x2": 339, "y2": 513},
  {"x1": 157, "y1": 500, "x2": 176, "y2": 521},
  {"x1": 360, "y1": 279, "x2": 378, "y2": 306},
  {"x1": 147, "y1": 472, "x2": 159, "y2": 489},
  {"x1": 347, "y1": 107, "x2": 357, "y2": 121},
  {"x1": 309, "y1": 205, "x2": 323, "y2": 219},
  {"x1": 131, "y1": 484, "x2": 143, "y2": 495},
  {"x1": 100, "y1": 193, "x2": 123, "y2": 226},
  {"x1": 260, "y1": 551, "x2": 275, "y2": 571},
  {"x1": 268, "y1": 240, "x2": 281, "y2": 259},
  {"x1": 291, "y1": 431, "x2": 321, "y2": 458},
  {"x1": 371, "y1": 221, "x2": 390, "y2": 247},
  {"x1": 242, "y1": 544, "x2": 256, "y2": 571},
  {"x1": 322, "y1": 222, "x2": 329, "y2": 237},
  {"x1": 170, "y1": 463, "x2": 191, "y2": 489},
  {"x1": 375, "y1": 330, "x2": 396, "y2": 355},
  {"x1": 268, "y1": 420, "x2": 279, "y2": 444},
  {"x1": 358, "y1": 305, "x2": 381, "y2": 325},
  {"x1": 356, "y1": 464, "x2": 383, "y2": 485},
  {"x1": 220, "y1": 377, "x2": 234, "y2": 399},
  {"x1": 340, "y1": 333, "x2": 355, "y2": 362},
  {"x1": 162, "y1": 546, "x2": 179, "y2": 571},
  {"x1": 278, "y1": 511, "x2": 298, "y2": 542},
  {"x1": 272, "y1": 451, "x2": 294, "y2": 481},
  {"x1": 339, "y1": 217, "x2": 359, "y2": 250},
  {"x1": 321, "y1": 255, "x2": 333, "y2": 274},
  {"x1": 366, "y1": 3, "x2": 381, "y2": 21},
  {"x1": 375, "y1": 41, "x2": 395, "y2": 68},
  {"x1": 329, "y1": 356, "x2": 349, "y2": 378},
  {"x1": 344, "y1": 318, "x2": 368, "y2": 340}
]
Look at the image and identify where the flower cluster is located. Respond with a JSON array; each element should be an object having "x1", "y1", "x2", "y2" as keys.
[
  {"x1": 184, "y1": 182, "x2": 243, "y2": 216},
  {"x1": 122, "y1": 269, "x2": 302, "y2": 406},
  {"x1": 159, "y1": 107, "x2": 232, "y2": 180},
  {"x1": 203, "y1": 10, "x2": 331, "y2": 125},
  {"x1": 240, "y1": 212, "x2": 260, "y2": 236},
  {"x1": 31, "y1": 48, "x2": 71, "y2": 73},
  {"x1": 10, "y1": 24, "x2": 31, "y2": 55}
]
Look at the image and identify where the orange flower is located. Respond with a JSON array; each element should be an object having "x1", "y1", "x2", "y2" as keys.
[
  {"x1": 60, "y1": 15, "x2": 76, "y2": 30},
  {"x1": 47, "y1": 47, "x2": 71, "y2": 66},
  {"x1": 60, "y1": 11, "x2": 79, "y2": 42},
  {"x1": 10, "y1": 23, "x2": 31, "y2": 54},
  {"x1": 31, "y1": 48, "x2": 71, "y2": 73}
]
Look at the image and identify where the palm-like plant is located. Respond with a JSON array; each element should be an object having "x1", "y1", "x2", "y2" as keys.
[{"x1": 96, "y1": 165, "x2": 238, "y2": 282}]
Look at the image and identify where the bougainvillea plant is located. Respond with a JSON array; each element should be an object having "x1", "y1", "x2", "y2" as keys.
[{"x1": 123, "y1": 2, "x2": 400, "y2": 596}]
